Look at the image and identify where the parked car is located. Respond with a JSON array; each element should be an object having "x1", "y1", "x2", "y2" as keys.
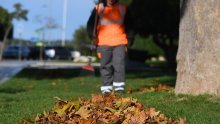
[
  {"x1": 28, "y1": 46, "x2": 41, "y2": 60},
  {"x1": 29, "y1": 46, "x2": 51, "y2": 60},
  {"x1": 44, "y1": 46, "x2": 73, "y2": 60},
  {"x1": 3, "y1": 45, "x2": 30, "y2": 59}
]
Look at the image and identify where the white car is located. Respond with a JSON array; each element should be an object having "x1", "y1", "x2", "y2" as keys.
[
  {"x1": 44, "y1": 46, "x2": 72, "y2": 60},
  {"x1": 45, "y1": 48, "x2": 55, "y2": 58}
]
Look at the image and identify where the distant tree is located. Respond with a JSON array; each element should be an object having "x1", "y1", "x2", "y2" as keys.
[
  {"x1": 35, "y1": 15, "x2": 59, "y2": 42},
  {"x1": 131, "y1": 35, "x2": 164, "y2": 56},
  {"x1": 175, "y1": 0, "x2": 220, "y2": 95},
  {"x1": 0, "y1": 7, "x2": 12, "y2": 41},
  {"x1": 0, "y1": 3, "x2": 28, "y2": 61},
  {"x1": 72, "y1": 26, "x2": 91, "y2": 54},
  {"x1": 119, "y1": 0, "x2": 132, "y2": 4}
]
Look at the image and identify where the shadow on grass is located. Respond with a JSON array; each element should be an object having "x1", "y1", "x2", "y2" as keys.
[
  {"x1": 159, "y1": 77, "x2": 176, "y2": 86},
  {"x1": 0, "y1": 87, "x2": 26, "y2": 94},
  {"x1": 15, "y1": 66, "x2": 176, "y2": 87},
  {"x1": 126, "y1": 68, "x2": 176, "y2": 79},
  {"x1": 126, "y1": 67, "x2": 177, "y2": 93},
  {"x1": 15, "y1": 68, "x2": 100, "y2": 80}
]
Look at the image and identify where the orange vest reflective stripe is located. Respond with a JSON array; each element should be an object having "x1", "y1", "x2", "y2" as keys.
[{"x1": 96, "y1": 3, "x2": 128, "y2": 46}]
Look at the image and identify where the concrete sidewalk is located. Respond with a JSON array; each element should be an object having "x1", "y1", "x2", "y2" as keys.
[
  {"x1": 0, "y1": 60, "x2": 151, "y2": 71},
  {"x1": 29, "y1": 61, "x2": 100, "y2": 69},
  {"x1": 0, "y1": 60, "x2": 37, "y2": 84},
  {"x1": 0, "y1": 60, "x2": 154, "y2": 84},
  {"x1": 29, "y1": 60, "x2": 152, "y2": 71},
  {"x1": 0, "y1": 60, "x2": 98, "y2": 84}
]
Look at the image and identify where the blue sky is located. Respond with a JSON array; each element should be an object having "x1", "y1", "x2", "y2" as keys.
[{"x1": 0, "y1": 0, "x2": 94, "y2": 41}]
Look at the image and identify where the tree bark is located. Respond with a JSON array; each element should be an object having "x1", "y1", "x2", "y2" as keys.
[
  {"x1": 0, "y1": 26, "x2": 12, "y2": 61},
  {"x1": 175, "y1": 0, "x2": 220, "y2": 95}
]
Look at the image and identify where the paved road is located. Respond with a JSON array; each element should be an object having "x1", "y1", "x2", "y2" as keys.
[
  {"x1": 30, "y1": 61, "x2": 100, "y2": 69},
  {"x1": 0, "y1": 60, "x2": 100, "y2": 84},
  {"x1": 0, "y1": 60, "x2": 151, "y2": 84},
  {"x1": 0, "y1": 60, "x2": 37, "y2": 84}
]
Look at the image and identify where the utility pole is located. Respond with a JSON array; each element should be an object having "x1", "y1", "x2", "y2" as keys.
[
  {"x1": 48, "y1": 0, "x2": 52, "y2": 46},
  {"x1": 18, "y1": 33, "x2": 22, "y2": 61},
  {"x1": 61, "y1": 0, "x2": 68, "y2": 47}
]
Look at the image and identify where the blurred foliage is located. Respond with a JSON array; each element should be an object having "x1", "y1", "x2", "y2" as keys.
[
  {"x1": 7, "y1": 39, "x2": 35, "y2": 46},
  {"x1": 95, "y1": 0, "x2": 132, "y2": 4},
  {"x1": 126, "y1": 0, "x2": 179, "y2": 67},
  {"x1": 0, "y1": 3, "x2": 28, "y2": 31},
  {"x1": 0, "y1": 6, "x2": 12, "y2": 41},
  {"x1": 0, "y1": 3, "x2": 28, "y2": 61},
  {"x1": 0, "y1": 6, "x2": 11, "y2": 27},
  {"x1": 11, "y1": 3, "x2": 28, "y2": 21},
  {"x1": 119, "y1": 0, "x2": 132, "y2": 5},
  {"x1": 72, "y1": 26, "x2": 90, "y2": 50},
  {"x1": 72, "y1": 26, "x2": 92, "y2": 55},
  {"x1": 131, "y1": 35, "x2": 164, "y2": 56},
  {"x1": 127, "y1": 0, "x2": 179, "y2": 36}
]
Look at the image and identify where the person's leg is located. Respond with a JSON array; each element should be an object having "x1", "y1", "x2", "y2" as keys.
[
  {"x1": 112, "y1": 45, "x2": 126, "y2": 92},
  {"x1": 97, "y1": 46, "x2": 114, "y2": 93}
]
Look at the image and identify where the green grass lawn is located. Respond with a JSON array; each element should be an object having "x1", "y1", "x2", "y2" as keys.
[{"x1": 0, "y1": 68, "x2": 220, "y2": 124}]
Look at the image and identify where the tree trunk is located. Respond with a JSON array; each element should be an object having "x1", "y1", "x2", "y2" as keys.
[
  {"x1": 175, "y1": 0, "x2": 220, "y2": 95},
  {"x1": 0, "y1": 26, "x2": 12, "y2": 61}
]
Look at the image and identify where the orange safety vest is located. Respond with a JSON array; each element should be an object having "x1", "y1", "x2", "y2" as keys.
[{"x1": 96, "y1": 3, "x2": 128, "y2": 46}]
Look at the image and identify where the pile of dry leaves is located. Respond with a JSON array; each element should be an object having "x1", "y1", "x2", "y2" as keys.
[
  {"x1": 127, "y1": 84, "x2": 174, "y2": 94},
  {"x1": 139, "y1": 84, "x2": 174, "y2": 92},
  {"x1": 20, "y1": 94, "x2": 184, "y2": 124}
]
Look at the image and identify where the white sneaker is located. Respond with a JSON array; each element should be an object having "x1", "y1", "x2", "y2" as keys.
[
  {"x1": 113, "y1": 82, "x2": 125, "y2": 92},
  {"x1": 101, "y1": 86, "x2": 113, "y2": 94}
]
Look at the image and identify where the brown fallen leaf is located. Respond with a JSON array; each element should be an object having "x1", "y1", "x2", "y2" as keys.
[{"x1": 75, "y1": 105, "x2": 92, "y2": 120}]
